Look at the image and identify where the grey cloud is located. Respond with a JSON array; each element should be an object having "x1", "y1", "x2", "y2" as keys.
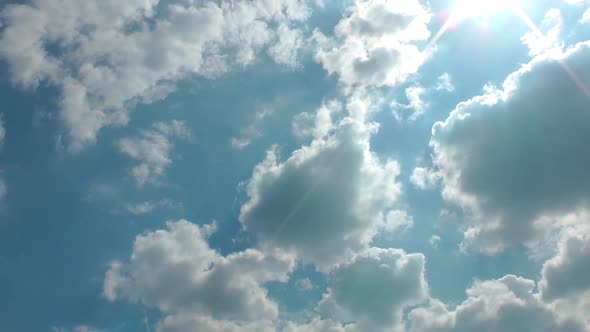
[
  {"x1": 421, "y1": 41, "x2": 590, "y2": 253},
  {"x1": 318, "y1": 248, "x2": 428, "y2": 331},
  {"x1": 240, "y1": 97, "x2": 403, "y2": 269}
]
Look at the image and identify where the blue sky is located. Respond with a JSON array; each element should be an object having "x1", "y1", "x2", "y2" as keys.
[{"x1": 0, "y1": 0, "x2": 590, "y2": 331}]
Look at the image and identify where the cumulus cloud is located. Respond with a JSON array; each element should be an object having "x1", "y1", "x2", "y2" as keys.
[
  {"x1": 313, "y1": 0, "x2": 431, "y2": 88},
  {"x1": 318, "y1": 248, "x2": 428, "y2": 331},
  {"x1": 419, "y1": 41, "x2": 590, "y2": 254},
  {"x1": 240, "y1": 96, "x2": 403, "y2": 269},
  {"x1": 408, "y1": 275, "x2": 586, "y2": 332},
  {"x1": 0, "y1": 0, "x2": 310, "y2": 151},
  {"x1": 118, "y1": 120, "x2": 191, "y2": 186},
  {"x1": 104, "y1": 220, "x2": 295, "y2": 327},
  {"x1": 538, "y1": 214, "x2": 590, "y2": 326},
  {"x1": 581, "y1": 9, "x2": 590, "y2": 23}
]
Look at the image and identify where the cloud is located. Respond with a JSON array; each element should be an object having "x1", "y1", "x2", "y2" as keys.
[
  {"x1": 0, "y1": 117, "x2": 5, "y2": 201},
  {"x1": 0, "y1": 0, "x2": 310, "y2": 151},
  {"x1": 231, "y1": 106, "x2": 274, "y2": 150},
  {"x1": 538, "y1": 213, "x2": 590, "y2": 326},
  {"x1": 318, "y1": 248, "x2": 428, "y2": 331},
  {"x1": 292, "y1": 100, "x2": 342, "y2": 140},
  {"x1": 51, "y1": 326, "x2": 102, "y2": 332},
  {"x1": 313, "y1": 0, "x2": 431, "y2": 88},
  {"x1": 410, "y1": 167, "x2": 440, "y2": 190},
  {"x1": 419, "y1": 41, "x2": 590, "y2": 254},
  {"x1": 124, "y1": 199, "x2": 182, "y2": 215},
  {"x1": 118, "y1": 120, "x2": 191, "y2": 186},
  {"x1": 268, "y1": 24, "x2": 305, "y2": 70},
  {"x1": 295, "y1": 278, "x2": 316, "y2": 291},
  {"x1": 156, "y1": 314, "x2": 275, "y2": 332},
  {"x1": 392, "y1": 84, "x2": 427, "y2": 121},
  {"x1": 240, "y1": 96, "x2": 403, "y2": 269},
  {"x1": 521, "y1": 8, "x2": 563, "y2": 56},
  {"x1": 435, "y1": 73, "x2": 454, "y2": 92},
  {"x1": 104, "y1": 220, "x2": 295, "y2": 327},
  {"x1": 582, "y1": 9, "x2": 590, "y2": 23},
  {"x1": 408, "y1": 275, "x2": 586, "y2": 332}
]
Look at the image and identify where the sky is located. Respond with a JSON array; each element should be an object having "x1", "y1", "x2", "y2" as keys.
[{"x1": 0, "y1": 0, "x2": 590, "y2": 331}]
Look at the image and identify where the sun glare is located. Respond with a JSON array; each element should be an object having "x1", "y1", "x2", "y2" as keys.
[{"x1": 452, "y1": 0, "x2": 513, "y2": 21}]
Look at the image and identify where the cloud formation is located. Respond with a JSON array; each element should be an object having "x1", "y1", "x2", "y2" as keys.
[
  {"x1": 240, "y1": 96, "x2": 403, "y2": 269},
  {"x1": 419, "y1": 42, "x2": 590, "y2": 253},
  {"x1": 318, "y1": 248, "x2": 428, "y2": 331},
  {"x1": 118, "y1": 120, "x2": 191, "y2": 186},
  {"x1": 104, "y1": 220, "x2": 295, "y2": 328},
  {"x1": 408, "y1": 275, "x2": 586, "y2": 332},
  {"x1": 314, "y1": 0, "x2": 431, "y2": 88},
  {"x1": 0, "y1": 0, "x2": 310, "y2": 151}
]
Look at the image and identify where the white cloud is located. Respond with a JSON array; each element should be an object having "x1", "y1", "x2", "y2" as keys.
[
  {"x1": 392, "y1": 84, "x2": 427, "y2": 121},
  {"x1": 410, "y1": 167, "x2": 440, "y2": 190},
  {"x1": 51, "y1": 326, "x2": 102, "y2": 332},
  {"x1": 521, "y1": 8, "x2": 563, "y2": 56},
  {"x1": 435, "y1": 73, "x2": 454, "y2": 92},
  {"x1": 104, "y1": 220, "x2": 295, "y2": 327},
  {"x1": 581, "y1": 8, "x2": 590, "y2": 23},
  {"x1": 295, "y1": 278, "x2": 316, "y2": 291},
  {"x1": 240, "y1": 96, "x2": 403, "y2": 269},
  {"x1": 429, "y1": 235, "x2": 441, "y2": 248},
  {"x1": 292, "y1": 100, "x2": 342, "y2": 140},
  {"x1": 124, "y1": 199, "x2": 182, "y2": 215},
  {"x1": 420, "y1": 41, "x2": 590, "y2": 254},
  {"x1": 0, "y1": 0, "x2": 310, "y2": 151},
  {"x1": 318, "y1": 248, "x2": 428, "y2": 331},
  {"x1": 268, "y1": 24, "x2": 305, "y2": 70},
  {"x1": 231, "y1": 106, "x2": 274, "y2": 150},
  {"x1": 314, "y1": 0, "x2": 431, "y2": 88},
  {"x1": 118, "y1": 120, "x2": 191, "y2": 186},
  {"x1": 408, "y1": 275, "x2": 586, "y2": 332}
]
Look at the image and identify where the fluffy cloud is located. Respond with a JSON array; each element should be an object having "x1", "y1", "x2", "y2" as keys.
[
  {"x1": 582, "y1": 9, "x2": 590, "y2": 23},
  {"x1": 0, "y1": 0, "x2": 310, "y2": 151},
  {"x1": 538, "y1": 214, "x2": 590, "y2": 326},
  {"x1": 104, "y1": 220, "x2": 295, "y2": 325},
  {"x1": 318, "y1": 248, "x2": 428, "y2": 331},
  {"x1": 408, "y1": 275, "x2": 586, "y2": 332},
  {"x1": 314, "y1": 0, "x2": 431, "y2": 88},
  {"x1": 418, "y1": 41, "x2": 590, "y2": 253},
  {"x1": 240, "y1": 97, "x2": 403, "y2": 268},
  {"x1": 118, "y1": 120, "x2": 191, "y2": 186}
]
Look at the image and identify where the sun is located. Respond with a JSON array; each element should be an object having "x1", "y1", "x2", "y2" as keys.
[{"x1": 451, "y1": 0, "x2": 514, "y2": 21}]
